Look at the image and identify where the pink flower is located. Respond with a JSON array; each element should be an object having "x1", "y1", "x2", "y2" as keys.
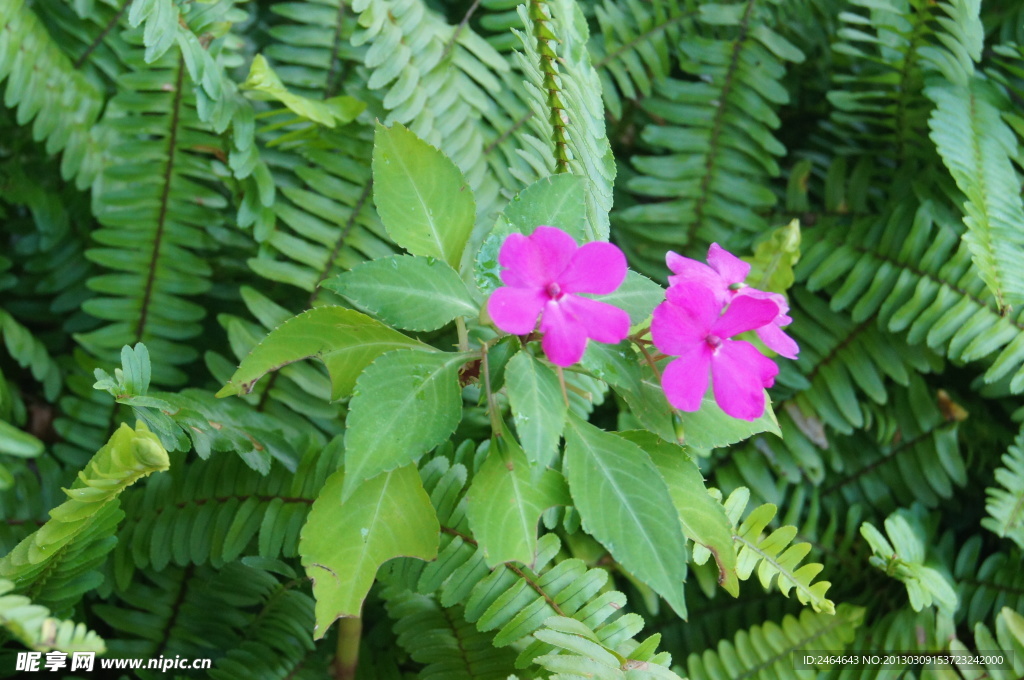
[
  {"x1": 488, "y1": 226, "x2": 630, "y2": 366},
  {"x1": 666, "y1": 243, "x2": 798, "y2": 359},
  {"x1": 667, "y1": 242, "x2": 750, "y2": 306},
  {"x1": 652, "y1": 282, "x2": 781, "y2": 421}
]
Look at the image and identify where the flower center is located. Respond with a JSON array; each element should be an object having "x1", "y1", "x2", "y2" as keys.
[
  {"x1": 546, "y1": 282, "x2": 562, "y2": 299},
  {"x1": 706, "y1": 334, "x2": 723, "y2": 350},
  {"x1": 728, "y1": 282, "x2": 747, "y2": 291}
]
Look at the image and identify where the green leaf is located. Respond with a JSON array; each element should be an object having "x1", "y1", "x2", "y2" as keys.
[
  {"x1": 0, "y1": 579, "x2": 106, "y2": 654},
  {"x1": 617, "y1": 373, "x2": 780, "y2": 449},
  {"x1": 300, "y1": 464, "x2": 439, "y2": 638},
  {"x1": 586, "y1": 271, "x2": 664, "y2": 325},
  {"x1": 372, "y1": 122, "x2": 476, "y2": 268},
  {"x1": 0, "y1": 422, "x2": 169, "y2": 603},
  {"x1": 580, "y1": 341, "x2": 643, "y2": 392},
  {"x1": 242, "y1": 55, "x2": 364, "y2": 127},
  {"x1": 563, "y1": 415, "x2": 689, "y2": 617},
  {"x1": 504, "y1": 352, "x2": 567, "y2": 466},
  {"x1": 620, "y1": 432, "x2": 739, "y2": 596},
  {"x1": 216, "y1": 307, "x2": 427, "y2": 401},
  {"x1": 495, "y1": 174, "x2": 589, "y2": 242},
  {"x1": 343, "y1": 350, "x2": 468, "y2": 498},
  {"x1": 0, "y1": 420, "x2": 44, "y2": 458},
  {"x1": 743, "y1": 219, "x2": 801, "y2": 294},
  {"x1": 322, "y1": 255, "x2": 478, "y2": 332},
  {"x1": 465, "y1": 430, "x2": 570, "y2": 567}
]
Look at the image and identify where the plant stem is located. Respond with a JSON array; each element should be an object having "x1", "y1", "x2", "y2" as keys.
[
  {"x1": 456, "y1": 317, "x2": 469, "y2": 353},
  {"x1": 332, "y1": 617, "x2": 362, "y2": 680},
  {"x1": 556, "y1": 366, "x2": 570, "y2": 406},
  {"x1": 481, "y1": 342, "x2": 503, "y2": 435},
  {"x1": 636, "y1": 342, "x2": 662, "y2": 381}
]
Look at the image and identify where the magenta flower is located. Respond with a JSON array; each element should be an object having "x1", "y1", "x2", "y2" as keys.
[
  {"x1": 487, "y1": 226, "x2": 630, "y2": 366},
  {"x1": 667, "y1": 242, "x2": 750, "y2": 306},
  {"x1": 652, "y1": 282, "x2": 781, "y2": 421},
  {"x1": 666, "y1": 243, "x2": 798, "y2": 359}
]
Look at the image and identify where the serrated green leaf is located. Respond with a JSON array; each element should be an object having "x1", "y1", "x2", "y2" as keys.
[
  {"x1": 322, "y1": 255, "x2": 478, "y2": 331},
  {"x1": 617, "y1": 374, "x2": 780, "y2": 449},
  {"x1": 586, "y1": 271, "x2": 664, "y2": 325},
  {"x1": 465, "y1": 430, "x2": 570, "y2": 567},
  {"x1": 620, "y1": 431, "x2": 738, "y2": 596},
  {"x1": 373, "y1": 122, "x2": 475, "y2": 268},
  {"x1": 504, "y1": 352, "x2": 567, "y2": 466},
  {"x1": 216, "y1": 307, "x2": 426, "y2": 400},
  {"x1": 563, "y1": 415, "x2": 688, "y2": 617},
  {"x1": 495, "y1": 174, "x2": 588, "y2": 242},
  {"x1": 300, "y1": 464, "x2": 438, "y2": 638},
  {"x1": 343, "y1": 350, "x2": 468, "y2": 498}
]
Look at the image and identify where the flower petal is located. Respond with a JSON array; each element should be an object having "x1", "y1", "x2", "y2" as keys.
[
  {"x1": 559, "y1": 295, "x2": 630, "y2": 344},
  {"x1": 488, "y1": 287, "x2": 547, "y2": 334},
  {"x1": 651, "y1": 298, "x2": 710, "y2": 357},
  {"x1": 559, "y1": 241, "x2": 627, "y2": 294},
  {"x1": 711, "y1": 340, "x2": 778, "y2": 420},
  {"x1": 665, "y1": 281, "x2": 722, "y2": 326},
  {"x1": 666, "y1": 252, "x2": 728, "y2": 304},
  {"x1": 737, "y1": 289, "x2": 790, "y2": 323},
  {"x1": 712, "y1": 295, "x2": 781, "y2": 339},
  {"x1": 756, "y1": 324, "x2": 800, "y2": 360},
  {"x1": 707, "y1": 243, "x2": 750, "y2": 284},
  {"x1": 498, "y1": 226, "x2": 577, "y2": 288},
  {"x1": 540, "y1": 299, "x2": 588, "y2": 366},
  {"x1": 661, "y1": 349, "x2": 712, "y2": 412}
]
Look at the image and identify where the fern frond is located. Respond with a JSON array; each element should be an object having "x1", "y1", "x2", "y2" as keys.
[
  {"x1": 77, "y1": 34, "x2": 225, "y2": 387},
  {"x1": 208, "y1": 561, "x2": 319, "y2": 680},
  {"x1": 0, "y1": 457, "x2": 65, "y2": 555},
  {"x1": 512, "y1": 0, "x2": 617, "y2": 240},
  {"x1": 98, "y1": 559, "x2": 324, "y2": 675},
  {"x1": 249, "y1": 129, "x2": 393, "y2": 293},
  {"x1": 113, "y1": 442, "x2": 340, "y2": 587},
  {"x1": 860, "y1": 504, "x2": 958, "y2": 614},
  {"x1": 953, "y1": 535, "x2": 1024, "y2": 629},
  {"x1": 982, "y1": 425, "x2": 1024, "y2": 549},
  {"x1": 264, "y1": 0, "x2": 366, "y2": 100},
  {"x1": 384, "y1": 588, "x2": 518, "y2": 679},
  {"x1": 686, "y1": 603, "x2": 864, "y2": 680},
  {"x1": 796, "y1": 197, "x2": 1024, "y2": 392},
  {"x1": 0, "y1": 422, "x2": 168, "y2": 613},
  {"x1": 826, "y1": 0, "x2": 940, "y2": 163},
  {"x1": 724, "y1": 488, "x2": 834, "y2": 614},
  {"x1": 0, "y1": 309, "x2": 63, "y2": 403},
  {"x1": 779, "y1": 288, "x2": 942, "y2": 434},
  {"x1": 348, "y1": 0, "x2": 510, "y2": 218},
  {"x1": 533, "y1": 616, "x2": 682, "y2": 679},
  {"x1": 926, "y1": 77, "x2": 1024, "y2": 309},
  {"x1": 590, "y1": 0, "x2": 692, "y2": 121},
  {"x1": 950, "y1": 606, "x2": 1024, "y2": 679},
  {"x1": 382, "y1": 456, "x2": 678, "y2": 673},
  {"x1": 837, "y1": 606, "x2": 953, "y2": 677},
  {"x1": 617, "y1": 0, "x2": 804, "y2": 273},
  {"x1": 0, "y1": 0, "x2": 104, "y2": 187},
  {"x1": 0, "y1": 578, "x2": 105, "y2": 653},
  {"x1": 816, "y1": 376, "x2": 966, "y2": 512}
]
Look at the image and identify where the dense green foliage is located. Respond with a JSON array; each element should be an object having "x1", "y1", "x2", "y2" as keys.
[{"x1": 2, "y1": 0, "x2": 1024, "y2": 677}]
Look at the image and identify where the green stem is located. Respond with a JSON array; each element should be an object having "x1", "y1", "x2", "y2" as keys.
[
  {"x1": 455, "y1": 316, "x2": 469, "y2": 353},
  {"x1": 481, "y1": 343, "x2": 503, "y2": 436},
  {"x1": 556, "y1": 366, "x2": 570, "y2": 407},
  {"x1": 332, "y1": 617, "x2": 361, "y2": 680}
]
